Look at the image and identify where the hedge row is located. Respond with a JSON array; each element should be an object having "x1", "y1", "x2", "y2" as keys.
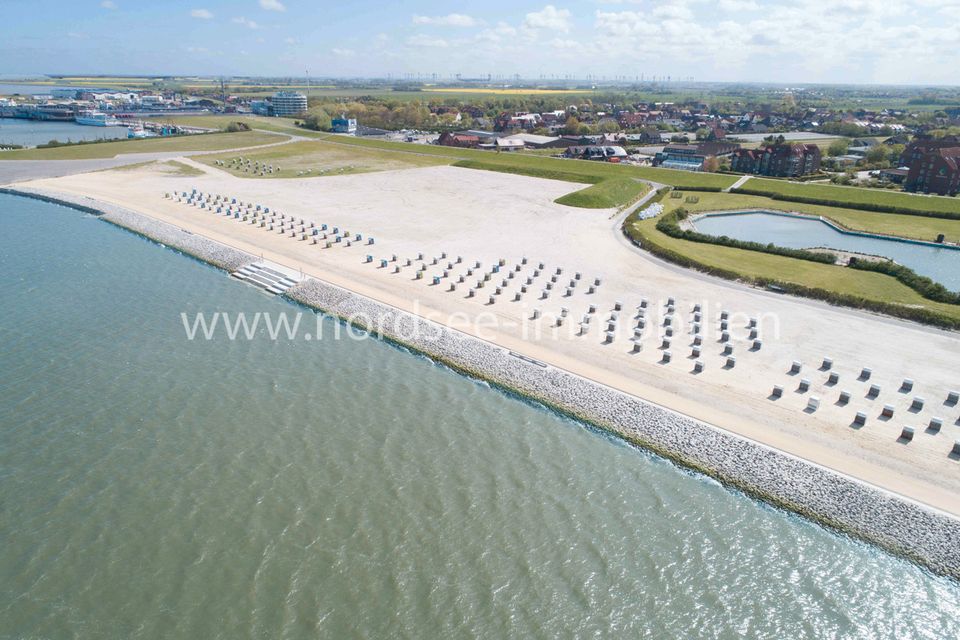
[
  {"x1": 731, "y1": 187, "x2": 960, "y2": 220},
  {"x1": 677, "y1": 185, "x2": 724, "y2": 193},
  {"x1": 848, "y1": 258, "x2": 960, "y2": 304},
  {"x1": 655, "y1": 212, "x2": 838, "y2": 264},
  {"x1": 623, "y1": 219, "x2": 960, "y2": 330}
]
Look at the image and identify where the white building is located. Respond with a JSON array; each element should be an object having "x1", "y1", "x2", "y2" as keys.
[{"x1": 271, "y1": 91, "x2": 307, "y2": 117}]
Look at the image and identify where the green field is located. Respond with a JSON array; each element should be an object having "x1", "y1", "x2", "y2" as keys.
[
  {"x1": 625, "y1": 213, "x2": 960, "y2": 325},
  {"x1": 738, "y1": 177, "x2": 960, "y2": 217},
  {"x1": 314, "y1": 134, "x2": 739, "y2": 190},
  {"x1": 554, "y1": 177, "x2": 650, "y2": 209},
  {"x1": 0, "y1": 131, "x2": 285, "y2": 160},
  {"x1": 198, "y1": 140, "x2": 451, "y2": 178},
  {"x1": 154, "y1": 114, "x2": 327, "y2": 138},
  {"x1": 669, "y1": 191, "x2": 960, "y2": 243}
]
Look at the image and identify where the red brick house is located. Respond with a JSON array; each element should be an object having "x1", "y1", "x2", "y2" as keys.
[
  {"x1": 906, "y1": 151, "x2": 960, "y2": 195},
  {"x1": 437, "y1": 132, "x2": 480, "y2": 149},
  {"x1": 902, "y1": 136, "x2": 960, "y2": 195},
  {"x1": 730, "y1": 143, "x2": 821, "y2": 177}
]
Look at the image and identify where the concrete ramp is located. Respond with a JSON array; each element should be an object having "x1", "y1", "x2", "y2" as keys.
[{"x1": 231, "y1": 261, "x2": 302, "y2": 295}]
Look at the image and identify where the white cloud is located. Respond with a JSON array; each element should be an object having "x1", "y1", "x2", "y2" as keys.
[
  {"x1": 284, "y1": 36, "x2": 297, "y2": 44},
  {"x1": 258, "y1": 0, "x2": 286, "y2": 11},
  {"x1": 232, "y1": 16, "x2": 260, "y2": 29},
  {"x1": 100, "y1": 0, "x2": 117, "y2": 8},
  {"x1": 190, "y1": 8, "x2": 213, "y2": 19},
  {"x1": 406, "y1": 34, "x2": 449, "y2": 47},
  {"x1": 652, "y1": 5, "x2": 692, "y2": 20},
  {"x1": 523, "y1": 5, "x2": 572, "y2": 33},
  {"x1": 477, "y1": 22, "x2": 518, "y2": 42},
  {"x1": 332, "y1": 48, "x2": 356, "y2": 57},
  {"x1": 412, "y1": 13, "x2": 478, "y2": 27},
  {"x1": 718, "y1": 0, "x2": 760, "y2": 10}
]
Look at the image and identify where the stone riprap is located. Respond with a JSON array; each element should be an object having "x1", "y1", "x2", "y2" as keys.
[
  {"x1": 5, "y1": 186, "x2": 255, "y2": 272},
  {"x1": 7, "y1": 186, "x2": 960, "y2": 580},
  {"x1": 285, "y1": 276, "x2": 960, "y2": 581}
]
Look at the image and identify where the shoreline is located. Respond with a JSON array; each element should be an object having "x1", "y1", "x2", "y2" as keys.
[{"x1": 5, "y1": 185, "x2": 960, "y2": 580}]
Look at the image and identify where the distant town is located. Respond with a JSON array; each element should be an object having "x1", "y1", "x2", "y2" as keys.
[{"x1": 2, "y1": 80, "x2": 960, "y2": 196}]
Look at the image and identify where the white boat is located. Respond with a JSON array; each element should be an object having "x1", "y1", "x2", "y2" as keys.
[
  {"x1": 127, "y1": 123, "x2": 153, "y2": 138},
  {"x1": 75, "y1": 112, "x2": 120, "y2": 127}
]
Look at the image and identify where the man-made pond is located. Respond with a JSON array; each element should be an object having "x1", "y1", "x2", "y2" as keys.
[{"x1": 692, "y1": 210, "x2": 960, "y2": 291}]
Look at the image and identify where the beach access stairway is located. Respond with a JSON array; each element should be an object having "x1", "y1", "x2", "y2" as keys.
[{"x1": 231, "y1": 262, "x2": 300, "y2": 295}]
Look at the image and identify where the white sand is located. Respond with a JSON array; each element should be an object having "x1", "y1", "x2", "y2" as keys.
[{"x1": 25, "y1": 160, "x2": 960, "y2": 516}]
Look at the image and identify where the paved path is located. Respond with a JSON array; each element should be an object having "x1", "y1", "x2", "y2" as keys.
[{"x1": 725, "y1": 175, "x2": 751, "y2": 192}]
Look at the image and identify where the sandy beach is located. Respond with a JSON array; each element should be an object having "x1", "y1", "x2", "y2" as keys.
[{"x1": 12, "y1": 158, "x2": 960, "y2": 519}]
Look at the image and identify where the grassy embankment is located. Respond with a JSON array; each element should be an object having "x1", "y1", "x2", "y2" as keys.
[
  {"x1": 322, "y1": 134, "x2": 738, "y2": 189},
  {"x1": 138, "y1": 115, "x2": 731, "y2": 208},
  {"x1": 313, "y1": 134, "x2": 729, "y2": 209},
  {"x1": 667, "y1": 191, "x2": 960, "y2": 244},
  {"x1": 199, "y1": 133, "x2": 663, "y2": 208},
  {"x1": 623, "y1": 194, "x2": 960, "y2": 328},
  {"x1": 735, "y1": 178, "x2": 960, "y2": 219},
  {"x1": 108, "y1": 160, "x2": 206, "y2": 176},
  {"x1": 153, "y1": 114, "x2": 327, "y2": 138},
  {"x1": 198, "y1": 140, "x2": 452, "y2": 178},
  {"x1": 0, "y1": 131, "x2": 285, "y2": 160}
]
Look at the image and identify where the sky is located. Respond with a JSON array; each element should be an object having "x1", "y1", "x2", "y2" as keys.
[{"x1": 3, "y1": 0, "x2": 960, "y2": 85}]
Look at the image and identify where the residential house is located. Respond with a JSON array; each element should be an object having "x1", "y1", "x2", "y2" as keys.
[
  {"x1": 730, "y1": 143, "x2": 821, "y2": 177},
  {"x1": 902, "y1": 136, "x2": 960, "y2": 195},
  {"x1": 437, "y1": 132, "x2": 480, "y2": 148}
]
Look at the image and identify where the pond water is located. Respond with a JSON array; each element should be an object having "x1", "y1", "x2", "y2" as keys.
[{"x1": 693, "y1": 211, "x2": 960, "y2": 291}]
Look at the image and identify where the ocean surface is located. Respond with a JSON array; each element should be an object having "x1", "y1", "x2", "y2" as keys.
[
  {"x1": 694, "y1": 210, "x2": 960, "y2": 291},
  {"x1": 2, "y1": 193, "x2": 959, "y2": 639},
  {"x1": 0, "y1": 118, "x2": 129, "y2": 148}
]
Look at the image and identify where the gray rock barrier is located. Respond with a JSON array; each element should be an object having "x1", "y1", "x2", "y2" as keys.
[
  {"x1": 284, "y1": 277, "x2": 960, "y2": 581},
  {"x1": 11, "y1": 187, "x2": 960, "y2": 580}
]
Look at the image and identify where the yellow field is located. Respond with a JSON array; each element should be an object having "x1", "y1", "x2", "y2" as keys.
[{"x1": 422, "y1": 88, "x2": 592, "y2": 95}]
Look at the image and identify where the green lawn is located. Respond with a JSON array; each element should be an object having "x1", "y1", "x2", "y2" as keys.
[
  {"x1": 154, "y1": 114, "x2": 327, "y2": 138},
  {"x1": 626, "y1": 215, "x2": 960, "y2": 325},
  {"x1": 315, "y1": 134, "x2": 739, "y2": 190},
  {"x1": 669, "y1": 191, "x2": 960, "y2": 243},
  {"x1": 738, "y1": 177, "x2": 960, "y2": 217},
  {"x1": 0, "y1": 131, "x2": 285, "y2": 160},
  {"x1": 554, "y1": 177, "x2": 650, "y2": 209},
  {"x1": 198, "y1": 139, "x2": 451, "y2": 178}
]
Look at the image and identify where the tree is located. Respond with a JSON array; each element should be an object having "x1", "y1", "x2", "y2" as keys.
[
  {"x1": 562, "y1": 116, "x2": 581, "y2": 135},
  {"x1": 827, "y1": 139, "x2": 849, "y2": 157},
  {"x1": 695, "y1": 127, "x2": 711, "y2": 140},
  {"x1": 302, "y1": 108, "x2": 331, "y2": 131},
  {"x1": 702, "y1": 156, "x2": 720, "y2": 173},
  {"x1": 865, "y1": 144, "x2": 890, "y2": 165},
  {"x1": 599, "y1": 119, "x2": 621, "y2": 133}
]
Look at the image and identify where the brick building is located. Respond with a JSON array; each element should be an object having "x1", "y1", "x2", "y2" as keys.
[
  {"x1": 730, "y1": 143, "x2": 821, "y2": 177},
  {"x1": 902, "y1": 136, "x2": 960, "y2": 195}
]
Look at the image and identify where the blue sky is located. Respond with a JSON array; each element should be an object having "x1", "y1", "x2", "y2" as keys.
[{"x1": 3, "y1": 0, "x2": 960, "y2": 84}]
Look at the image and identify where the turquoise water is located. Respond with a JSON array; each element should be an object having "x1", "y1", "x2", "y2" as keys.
[
  {"x1": 693, "y1": 211, "x2": 960, "y2": 291},
  {"x1": 2, "y1": 193, "x2": 959, "y2": 638},
  {"x1": 0, "y1": 118, "x2": 129, "y2": 147}
]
